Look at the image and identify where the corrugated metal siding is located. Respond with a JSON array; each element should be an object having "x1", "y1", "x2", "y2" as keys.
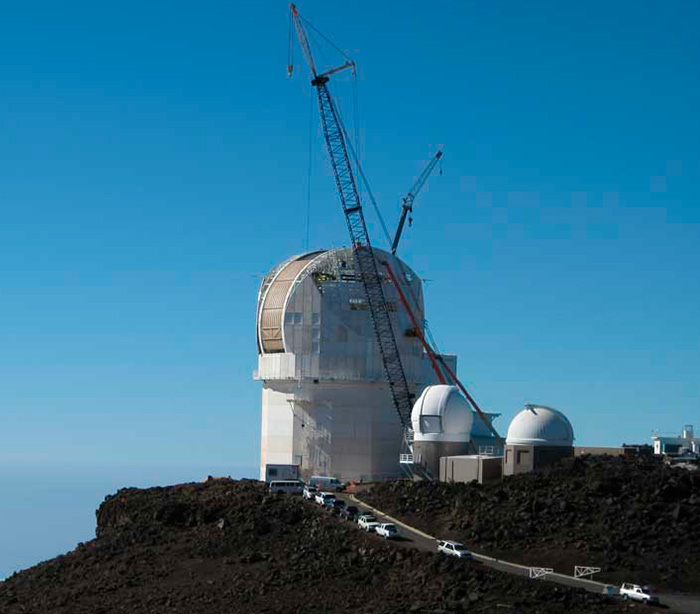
[{"x1": 259, "y1": 253, "x2": 320, "y2": 353}]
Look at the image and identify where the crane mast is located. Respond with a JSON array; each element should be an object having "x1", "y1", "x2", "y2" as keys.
[
  {"x1": 391, "y1": 150, "x2": 443, "y2": 255},
  {"x1": 289, "y1": 4, "x2": 415, "y2": 435}
]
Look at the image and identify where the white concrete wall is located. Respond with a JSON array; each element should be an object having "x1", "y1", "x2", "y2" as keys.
[{"x1": 260, "y1": 380, "x2": 415, "y2": 482}]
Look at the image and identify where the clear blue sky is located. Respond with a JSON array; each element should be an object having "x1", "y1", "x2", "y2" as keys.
[{"x1": 0, "y1": 0, "x2": 698, "y2": 576}]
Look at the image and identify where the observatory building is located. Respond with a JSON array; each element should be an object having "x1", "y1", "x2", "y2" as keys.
[
  {"x1": 255, "y1": 247, "x2": 456, "y2": 482},
  {"x1": 503, "y1": 404, "x2": 574, "y2": 475},
  {"x1": 410, "y1": 385, "x2": 474, "y2": 477}
]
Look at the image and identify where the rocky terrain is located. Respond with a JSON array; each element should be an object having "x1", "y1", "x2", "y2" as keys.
[
  {"x1": 0, "y1": 477, "x2": 654, "y2": 613},
  {"x1": 359, "y1": 454, "x2": 700, "y2": 592}
]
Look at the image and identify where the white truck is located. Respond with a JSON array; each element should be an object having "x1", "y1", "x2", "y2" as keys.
[
  {"x1": 436, "y1": 540, "x2": 472, "y2": 559},
  {"x1": 358, "y1": 514, "x2": 380, "y2": 533},
  {"x1": 375, "y1": 523, "x2": 400, "y2": 540},
  {"x1": 619, "y1": 583, "x2": 659, "y2": 605}
]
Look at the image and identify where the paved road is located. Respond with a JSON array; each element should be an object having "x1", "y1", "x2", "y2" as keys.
[{"x1": 336, "y1": 495, "x2": 700, "y2": 614}]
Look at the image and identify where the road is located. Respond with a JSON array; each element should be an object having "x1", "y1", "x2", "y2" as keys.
[{"x1": 334, "y1": 494, "x2": 700, "y2": 614}]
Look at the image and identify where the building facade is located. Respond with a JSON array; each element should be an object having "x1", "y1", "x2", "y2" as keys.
[{"x1": 255, "y1": 247, "x2": 455, "y2": 482}]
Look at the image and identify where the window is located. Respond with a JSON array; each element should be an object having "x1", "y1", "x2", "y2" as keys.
[
  {"x1": 420, "y1": 416, "x2": 442, "y2": 433},
  {"x1": 285, "y1": 312, "x2": 303, "y2": 325},
  {"x1": 517, "y1": 450, "x2": 529, "y2": 464},
  {"x1": 269, "y1": 468, "x2": 278, "y2": 476}
]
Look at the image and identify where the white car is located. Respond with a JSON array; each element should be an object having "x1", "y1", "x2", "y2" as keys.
[
  {"x1": 375, "y1": 523, "x2": 400, "y2": 540},
  {"x1": 314, "y1": 492, "x2": 334, "y2": 506},
  {"x1": 358, "y1": 514, "x2": 380, "y2": 533},
  {"x1": 437, "y1": 540, "x2": 471, "y2": 559},
  {"x1": 303, "y1": 485, "x2": 318, "y2": 500},
  {"x1": 619, "y1": 583, "x2": 659, "y2": 605}
]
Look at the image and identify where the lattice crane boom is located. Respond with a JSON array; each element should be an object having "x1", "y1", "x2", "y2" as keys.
[
  {"x1": 391, "y1": 150, "x2": 443, "y2": 255},
  {"x1": 289, "y1": 4, "x2": 415, "y2": 433}
]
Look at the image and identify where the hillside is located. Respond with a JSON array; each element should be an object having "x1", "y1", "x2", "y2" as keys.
[
  {"x1": 359, "y1": 454, "x2": 700, "y2": 592},
  {"x1": 0, "y1": 477, "x2": 650, "y2": 613}
]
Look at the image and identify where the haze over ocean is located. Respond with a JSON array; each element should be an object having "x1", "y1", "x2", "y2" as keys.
[
  {"x1": 1, "y1": 0, "x2": 698, "y2": 578},
  {"x1": 0, "y1": 463, "x2": 255, "y2": 580}
]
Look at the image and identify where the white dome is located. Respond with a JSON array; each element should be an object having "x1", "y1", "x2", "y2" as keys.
[
  {"x1": 411, "y1": 385, "x2": 474, "y2": 443},
  {"x1": 506, "y1": 404, "x2": 574, "y2": 447}
]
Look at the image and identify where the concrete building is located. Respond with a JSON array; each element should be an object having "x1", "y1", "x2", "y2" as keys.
[
  {"x1": 439, "y1": 454, "x2": 503, "y2": 484},
  {"x1": 255, "y1": 247, "x2": 456, "y2": 482},
  {"x1": 503, "y1": 404, "x2": 574, "y2": 476},
  {"x1": 652, "y1": 425, "x2": 699, "y2": 456}
]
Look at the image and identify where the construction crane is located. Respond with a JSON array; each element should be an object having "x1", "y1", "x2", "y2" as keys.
[
  {"x1": 391, "y1": 150, "x2": 443, "y2": 255},
  {"x1": 289, "y1": 5, "x2": 420, "y2": 470},
  {"x1": 382, "y1": 261, "x2": 504, "y2": 446}
]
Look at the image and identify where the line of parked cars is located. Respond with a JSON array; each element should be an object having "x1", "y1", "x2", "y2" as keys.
[
  {"x1": 300, "y1": 484, "x2": 401, "y2": 539},
  {"x1": 272, "y1": 481, "x2": 472, "y2": 551}
]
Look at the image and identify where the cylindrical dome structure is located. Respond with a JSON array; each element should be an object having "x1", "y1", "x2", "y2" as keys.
[
  {"x1": 410, "y1": 385, "x2": 474, "y2": 477},
  {"x1": 255, "y1": 247, "x2": 458, "y2": 482},
  {"x1": 503, "y1": 404, "x2": 574, "y2": 476},
  {"x1": 411, "y1": 385, "x2": 474, "y2": 442},
  {"x1": 505, "y1": 404, "x2": 574, "y2": 447}
]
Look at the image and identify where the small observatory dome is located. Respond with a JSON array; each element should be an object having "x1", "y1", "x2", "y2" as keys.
[
  {"x1": 506, "y1": 404, "x2": 574, "y2": 447},
  {"x1": 411, "y1": 385, "x2": 474, "y2": 442}
]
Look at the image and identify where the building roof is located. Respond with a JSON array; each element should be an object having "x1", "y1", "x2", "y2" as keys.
[{"x1": 505, "y1": 404, "x2": 574, "y2": 447}]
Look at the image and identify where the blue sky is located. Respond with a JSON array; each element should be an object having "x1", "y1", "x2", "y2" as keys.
[{"x1": 0, "y1": 0, "x2": 698, "y2": 576}]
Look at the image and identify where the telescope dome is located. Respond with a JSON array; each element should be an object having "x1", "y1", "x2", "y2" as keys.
[
  {"x1": 506, "y1": 404, "x2": 574, "y2": 447},
  {"x1": 411, "y1": 385, "x2": 473, "y2": 442}
]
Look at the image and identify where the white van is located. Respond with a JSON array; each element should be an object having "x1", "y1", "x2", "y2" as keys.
[
  {"x1": 269, "y1": 480, "x2": 304, "y2": 494},
  {"x1": 308, "y1": 475, "x2": 343, "y2": 492}
]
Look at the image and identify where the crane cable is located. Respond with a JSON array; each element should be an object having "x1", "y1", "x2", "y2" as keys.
[
  {"x1": 299, "y1": 15, "x2": 353, "y2": 63},
  {"x1": 287, "y1": 10, "x2": 294, "y2": 77},
  {"x1": 304, "y1": 93, "x2": 313, "y2": 251},
  {"x1": 290, "y1": 10, "x2": 391, "y2": 250},
  {"x1": 339, "y1": 116, "x2": 393, "y2": 249}
]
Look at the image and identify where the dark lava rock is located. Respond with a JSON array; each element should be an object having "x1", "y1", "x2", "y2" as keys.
[
  {"x1": 359, "y1": 455, "x2": 700, "y2": 591},
  {"x1": 0, "y1": 476, "x2": 652, "y2": 613}
]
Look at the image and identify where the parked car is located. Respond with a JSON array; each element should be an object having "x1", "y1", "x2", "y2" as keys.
[
  {"x1": 315, "y1": 492, "x2": 335, "y2": 506},
  {"x1": 375, "y1": 523, "x2": 400, "y2": 540},
  {"x1": 302, "y1": 485, "x2": 318, "y2": 500},
  {"x1": 339, "y1": 505, "x2": 359, "y2": 521},
  {"x1": 331, "y1": 499, "x2": 346, "y2": 514},
  {"x1": 437, "y1": 540, "x2": 472, "y2": 559},
  {"x1": 323, "y1": 495, "x2": 338, "y2": 510},
  {"x1": 308, "y1": 475, "x2": 344, "y2": 492},
  {"x1": 358, "y1": 514, "x2": 380, "y2": 533},
  {"x1": 268, "y1": 480, "x2": 304, "y2": 494},
  {"x1": 619, "y1": 583, "x2": 659, "y2": 604}
]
